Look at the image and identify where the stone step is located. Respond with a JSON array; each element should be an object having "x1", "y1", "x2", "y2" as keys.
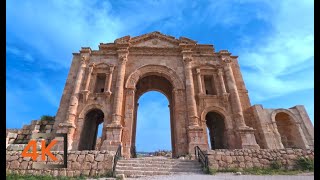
[
  {"x1": 117, "y1": 161, "x2": 201, "y2": 165},
  {"x1": 115, "y1": 170, "x2": 202, "y2": 177},
  {"x1": 117, "y1": 159, "x2": 199, "y2": 165},
  {"x1": 116, "y1": 165, "x2": 203, "y2": 172},
  {"x1": 115, "y1": 158, "x2": 204, "y2": 178},
  {"x1": 117, "y1": 162, "x2": 202, "y2": 168},
  {"x1": 116, "y1": 169, "x2": 171, "y2": 177},
  {"x1": 119, "y1": 158, "x2": 195, "y2": 162}
]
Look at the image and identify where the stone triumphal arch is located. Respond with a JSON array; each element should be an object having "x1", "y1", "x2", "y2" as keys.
[{"x1": 52, "y1": 32, "x2": 314, "y2": 158}]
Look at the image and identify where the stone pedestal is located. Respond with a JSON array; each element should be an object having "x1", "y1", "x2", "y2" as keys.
[
  {"x1": 100, "y1": 124, "x2": 123, "y2": 152},
  {"x1": 53, "y1": 122, "x2": 76, "y2": 151},
  {"x1": 237, "y1": 127, "x2": 260, "y2": 149},
  {"x1": 187, "y1": 126, "x2": 207, "y2": 155},
  {"x1": 81, "y1": 90, "x2": 90, "y2": 103}
]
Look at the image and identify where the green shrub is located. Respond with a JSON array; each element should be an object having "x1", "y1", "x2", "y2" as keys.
[
  {"x1": 217, "y1": 167, "x2": 240, "y2": 173},
  {"x1": 295, "y1": 157, "x2": 314, "y2": 171},
  {"x1": 203, "y1": 167, "x2": 217, "y2": 174},
  {"x1": 270, "y1": 160, "x2": 282, "y2": 169},
  {"x1": 6, "y1": 173, "x2": 86, "y2": 180},
  {"x1": 40, "y1": 115, "x2": 55, "y2": 122}
]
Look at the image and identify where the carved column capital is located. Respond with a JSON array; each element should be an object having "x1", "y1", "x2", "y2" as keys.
[
  {"x1": 119, "y1": 55, "x2": 128, "y2": 63},
  {"x1": 81, "y1": 55, "x2": 90, "y2": 65},
  {"x1": 183, "y1": 57, "x2": 193, "y2": 64},
  {"x1": 222, "y1": 57, "x2": 232, "y2": 65},
  {"x1": 89, "y1": 63, "x2": 95, "y2": 68}
]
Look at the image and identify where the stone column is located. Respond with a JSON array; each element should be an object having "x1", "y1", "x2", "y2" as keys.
[
  {"x1": 223, "y1": 61, "x2": 246, "y2": 128},
  {"x1": 217, "y1": 68, "x2": 227, "y2": 94},
  {"x1": 120, "y1": 88, "x2": 136, "y2": 158},
  {"x1": 59, "y1": 55, "x2": 88, "y2": 150},
  {"x1": 102, "y1": 48, "x2": 129, "y2": 152},
  {"x1": 84, "y1": 64, "x2": 95, "y2": 91},
  {"x1": 196, "y1": 69, "x2": 204, "y2": 95},
  {"x1": 90, "y1": 73, "x2": 97, "y2": 93},
  {"x1": 223, "y1": 57, "x2": 260, "y2": 149},
  {"x1": 82, "y1": 63, "x2": 95, "y2": 102},
  {"x1": 211, "y1": 73, "x2": 218, "y2": 95},
  {"x1": 181, "y1": 47, "x2": 206, "y2": 155},
  {"x1": 111, "y1": 50, "x2": 129, "y2": 125},
  {"x1": 105, "y1": 66, "x2": 114, "y2": 95},
  {"x1": 183, "y1": 56, "x2": 199, "y2": 127}
]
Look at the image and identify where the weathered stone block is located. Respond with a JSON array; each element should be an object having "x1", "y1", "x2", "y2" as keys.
[{"x1": 95, "y1": 154, "x2": 104, "y2": 161}]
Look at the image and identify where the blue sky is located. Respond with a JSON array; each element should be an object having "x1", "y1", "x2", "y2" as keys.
[{"x1": 6, "y1": 0, "x2": 314, "y2": 151}]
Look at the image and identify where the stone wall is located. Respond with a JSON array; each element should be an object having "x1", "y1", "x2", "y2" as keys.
[
  {"x1": 6, "y1": 120, "x2": 55, "y2": 144},
  {"x1": 207, "y1": 149, "x2": 314, "y2": 170},
  {"x1": 6, "y1": 151, "x2": 115, "y2": 177}
]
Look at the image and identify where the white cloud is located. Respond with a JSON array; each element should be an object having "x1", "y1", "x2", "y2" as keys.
[
  {"x1": 6, "y1": 45, "x2": 35, "y2": 62},
  {"x1": 236, "y1": 0, "x2": 314, "y2": 101},
  {"x1": 6, "y1": 0, "x2": 122, "y2": 68}
]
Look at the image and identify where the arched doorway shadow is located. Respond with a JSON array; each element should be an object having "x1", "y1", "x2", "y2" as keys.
[
  {"x1": 274, "y1": 112, "x2": 305, "y2": 149},
  {"x1": 206, "y1": 111, "x2": 227, "y2": 150},
  {"x1": 78, "y1": 108, "x2": 104, "y2": 150}
]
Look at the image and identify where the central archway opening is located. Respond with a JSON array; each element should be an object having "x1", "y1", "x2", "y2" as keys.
[
  {"x1": 135, "y1": 91, "x2": 171, "y2": 154},
  {"x1": 132, "y1": 75, "x2": 174, "y2": 157}
]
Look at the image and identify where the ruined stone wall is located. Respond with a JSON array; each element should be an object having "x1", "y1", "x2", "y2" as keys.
[
  {"x1": 6, "y1": 128, "x2": 19, "y2": 135},
  {"x1": 207, "y1": 149, "x2": 314, "y2": 170},
  {"x1": 6, "y1": 119, "x2": 56, "y2": 151},
  {"x1": 6, "y1": 151, "x2": 114, "y2": 177}
]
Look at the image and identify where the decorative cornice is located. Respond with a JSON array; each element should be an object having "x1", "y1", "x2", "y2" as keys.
[
  {"x1": 130, "y1": 31, "x2": 180, "y2": 46},
  {"x1": 114, "y1": 35, "x2": 131, "y2": 45}
]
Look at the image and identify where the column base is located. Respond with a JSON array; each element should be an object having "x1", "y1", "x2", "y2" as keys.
[
  {"x1": 81, "y1": 90, "x2": 90, "y2": 103},
  {"x1": 105, "y1": 91, "x2": 112, "y2": 96},
  {"x1": 237, "y1": 126, "x2": 260, "y2": 149},
  {"x1": 187, "y1": 126, "x2": 207, "y2": 155},
  {"x1": 54, "y1": 122, "x2": 76, "y2": 151},
  {"x1": 100, "y1": 124, "x2": 123, "y2": 153}
]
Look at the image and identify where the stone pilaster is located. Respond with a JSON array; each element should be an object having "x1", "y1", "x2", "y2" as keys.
[
  {"x1": 223, "y1": 60, "x2": 246, "y2": 128},
  {"x1": 84, "y1": 64, "x2": 95, "y2": 91},
  {"x1": 102, "y1": 39, "x2": 130, "y2": 152},
  {"x1": 105, "y1": 65, "x2": 114, "y2": 95},
  {"x1": 111, "y1": 50, "x2": 129, "y2": 125},
  {"x1": 222, "y1": 56, "x2": 259, "y2": 149},
  {"x1": 60, "y1": 54, "x2": 89, "y2": 150},
  {"x1": 217, "y1": 68, "x2": 227, "y2": 94},
  {"x1": 180, "y1": 44, "x2": 206, "y2": 155},
  {"x1": 82, "y1": 63, "x2": 95, "y2": 102},
  {"x1": 196, "y1": 68, "x2": 204, "y2": 95},
  {"x1": 181, "y1": 51, "x2": 199, "y2": 127}
]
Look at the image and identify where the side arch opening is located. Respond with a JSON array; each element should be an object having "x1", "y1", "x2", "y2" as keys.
[
  {"x1": 78, "y1": 108, "x2": 104, "y2": 150},
  {"x1": 206, "y1": 111, "x2": 227, "y2": 149},
  {"x1": 275, "y1": 112, "x2": 304, "y2": 148}
]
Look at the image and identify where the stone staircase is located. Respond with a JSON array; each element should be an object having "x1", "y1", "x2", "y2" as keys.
[{"x1": 115, "y1": 156, "x2": 204, "y2": 178}]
